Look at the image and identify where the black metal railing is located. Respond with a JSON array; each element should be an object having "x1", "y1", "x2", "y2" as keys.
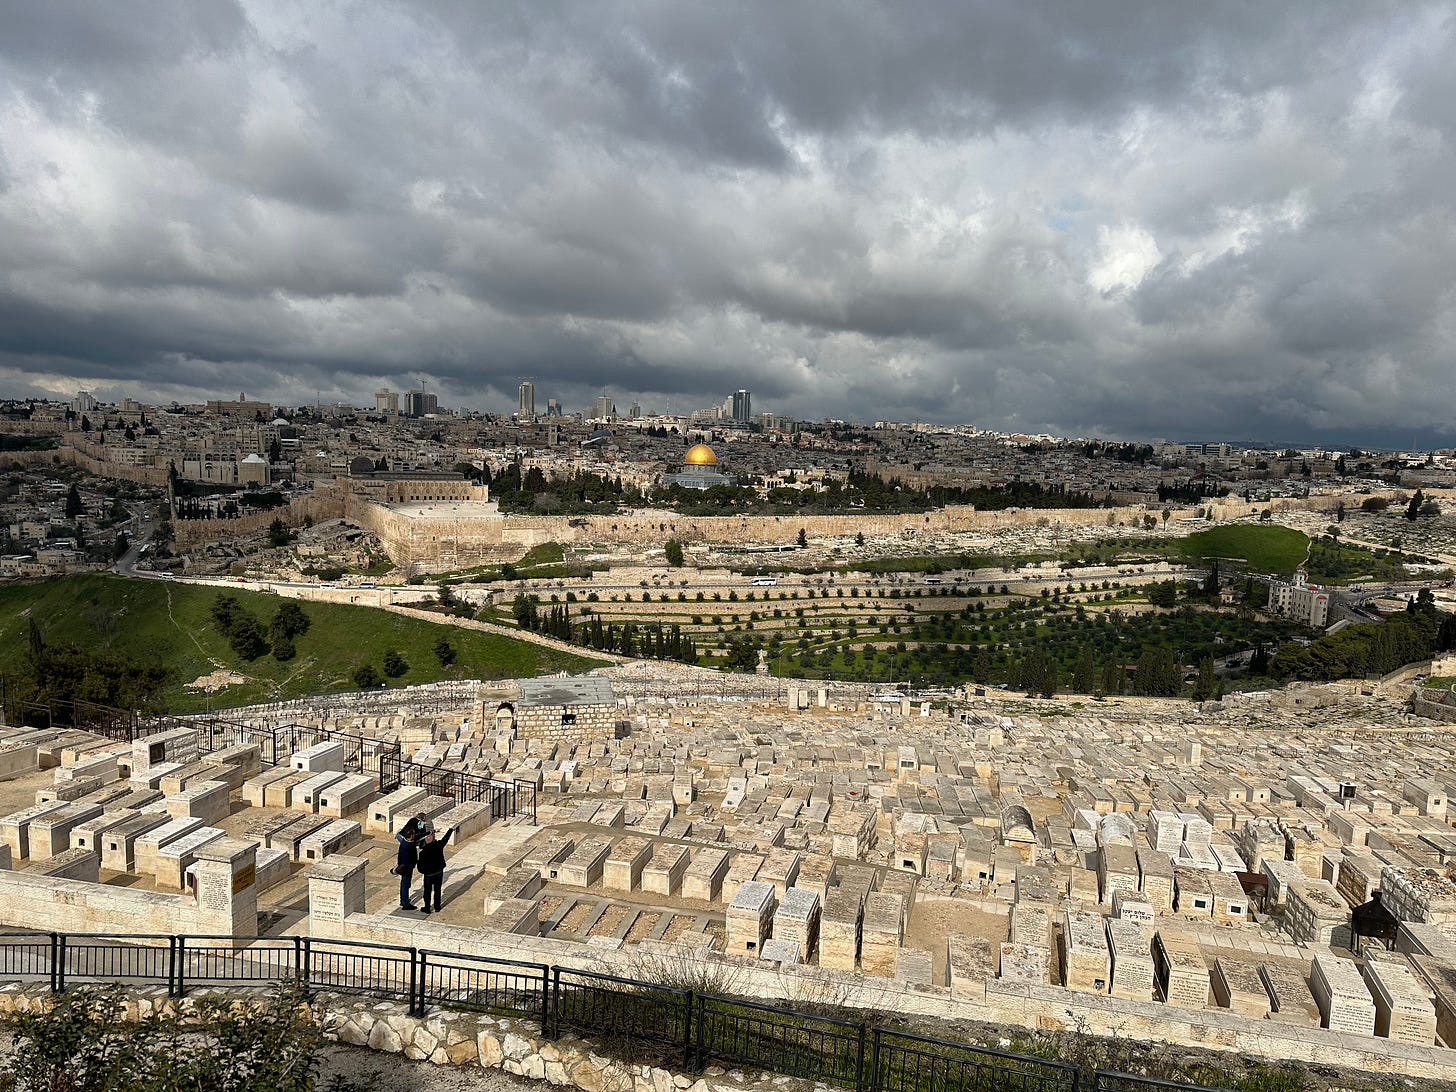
[
  {"x1": 306, "y1": 937, "x2": 417, "y2": 1008},
  {"x1": 0, "y1": 930, "x2": 1239, "y2": 1092},
  {"x1": 1092, "y1": 1073, "x2": 1236, "y2": 1092},
  {"x1": 699, "y1": 994, "x2": 864, "y2": 1089},
  {"x1": 871, "y1": 1027, "x2": 1079, "y2": 1092},
  {"x1": 419, "y1": 950, "x2": 549, "y2": 1025},
  {"x1": 56, "y1": 933, "x2": 175, "y2": 994},
  {"x1": 174, "y1": 935, "x2": 303, "y2": 994},
  {"x1": 378, "y1": 751, "x2": 536, "y2": 824},
  {"x1": 552, "y1": 966, "x2": 695, "y2": 1068}
]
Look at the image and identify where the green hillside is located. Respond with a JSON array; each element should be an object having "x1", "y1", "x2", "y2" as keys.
[
  {"x1": 1172, "y1": 525, "x2": 1309, "y2": 576},
  {"x1": 0, "y1": 575, "x2": 606, "y2": 715}
]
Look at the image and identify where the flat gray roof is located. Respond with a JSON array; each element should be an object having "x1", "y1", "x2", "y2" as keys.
[{"x1": 517, "y1": 676, "x2": 616, "y2": 708}]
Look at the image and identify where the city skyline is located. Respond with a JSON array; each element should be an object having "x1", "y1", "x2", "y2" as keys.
[{"x1": 2, "y1": 4, "x2": 1456, "y2": 448}]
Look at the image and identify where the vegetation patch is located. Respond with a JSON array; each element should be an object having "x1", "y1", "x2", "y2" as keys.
[
  {"x1": 1170, "y1": 525, "x2": 1309, "y2": 576},
  {"x1": 0, "y1": 574, "x2": 606, "y2": 715}
]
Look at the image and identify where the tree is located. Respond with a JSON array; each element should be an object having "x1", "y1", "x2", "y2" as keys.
[
  {"x1": 211, "y1": 593, "x2": 269, "y2": 660},
  {"x1": 112, "y1": 531, "x2": 129, "y2": 560},
  {"x1": 1360, "y1": 496, "x2": 1390, "y2": 513},
  {"x1": 1134, "y1": 647, "x2": 1181, "y2": 696},
  {"x1": 796, "y1": 527, "x2": 808, "y2": 548},
  {"x1": 270, "y1": 628, "x2": 295, "y2": 662},
  {"x1": 433, "y1": 636, "x2": 456, "y2": 667},
  {"x1": 1072, "y1": 646, "x2": 1096, "y2": 694},
  {"x1": 267, "y1": 517, "x2": 292, "y2": 548},
  {"x1": 352, "y1": 663, "x2": 382, "y2": 688},
  {"x1": 381, "y1": 648, "x2": 408, "y2": 677},
  {"x1": 1160, "y1": 508, "x2": 1171, "y2": 528},
  {"x1": 64, "y1": 483, "x2": 83, "y2": 518},
  {"x1": 1250, "y1": 642, "x2": 1270, "y2": 674},
  {"x1": 725, "y1": 637, "x2": 759, "y2": 671},
  {"x1": 1191, "y1": 655, "x2": 1220, "y2": 703},
  {"x1": 268, "y1": 602, "x2": 308, "y2": 662},
  {"x1": 1407, "y1": 490, "x2": 1424, "y2": 521},
  {"x1": 512, "y1": 593, "x2": 539, "y2": 630},
  {"x1": 855, "y1": 531, "x2": 865, "y2": 547},
  {"x1": 272, "y1": 601, "x2": 310, "y2": 639},
  {"x1": 1146, "y1": 580, "x2": 1178, "y2": 608},
  {"x1": 437, "y1": 582, "x2": 457, "y2": 607},
  {"x1": 664, "y1": 538, "x2": 684, "y2": 567}
]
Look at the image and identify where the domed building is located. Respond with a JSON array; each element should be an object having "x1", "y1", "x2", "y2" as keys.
[{"x1": 663, "y1": 443, "x2": 736, "y2": 490}]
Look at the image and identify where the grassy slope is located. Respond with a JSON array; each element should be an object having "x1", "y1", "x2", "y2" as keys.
[
  {"x1": 0, "y1": 575, "x2": 606, "y2": 714},
  {"x1": 1172, "y1": 525, "x2": 1309, "y2": 576}
]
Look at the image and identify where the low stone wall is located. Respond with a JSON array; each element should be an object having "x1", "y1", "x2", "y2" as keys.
[{"x1": 334, "y1": 914, "x2": 1456, "y2": 1084}]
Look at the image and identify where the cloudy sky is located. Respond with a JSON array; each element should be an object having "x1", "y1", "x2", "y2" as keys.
[{"x1": 2, "y1": 2, "x2": 1455, "y2": 446}]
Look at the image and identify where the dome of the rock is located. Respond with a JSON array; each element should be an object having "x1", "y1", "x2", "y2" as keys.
[{"x1": 683, "y1": 444, "x2": 718, "y2": 466}]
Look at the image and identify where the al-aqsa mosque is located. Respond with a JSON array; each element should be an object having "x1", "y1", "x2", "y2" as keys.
[{"x1": 662, "y1": 442, "x2": 736, "y2": 490}]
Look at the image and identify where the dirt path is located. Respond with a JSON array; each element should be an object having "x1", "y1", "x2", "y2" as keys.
[{"x1": 166, "y1": 586, "x2": 224, "y2": 667}]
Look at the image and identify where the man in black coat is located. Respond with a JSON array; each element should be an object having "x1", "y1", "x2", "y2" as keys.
[{"x1": 416, "y1": 825, "x2": 454, "y2": 914}]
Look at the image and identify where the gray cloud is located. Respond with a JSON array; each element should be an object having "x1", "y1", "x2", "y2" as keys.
[{"x1": 1, "y1": 1, "x2": 1454, "y2": 445}]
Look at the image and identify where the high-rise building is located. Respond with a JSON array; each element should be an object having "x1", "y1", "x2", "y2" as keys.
[
  {"x1": 403, "y1": 390, "x2": 438, "y2": 417},
  {"x1": 546, "y1": 399, "x2": 561, "y2": 417},
  {"x1": 594, "y1": 391, "x2": 616, "y2": 420},
  {"x1": 375, "y1": 388, "x2": 399, "y2": 413},
  {"x1": 73, "y1": 390, "x2": 98, "y2": 413},
  {"x1": 518, "y1": 380, "x2": 536, "y2": 419},
  {"x1": 731, "y1": 389, "x2": 752, "y2": 423}
]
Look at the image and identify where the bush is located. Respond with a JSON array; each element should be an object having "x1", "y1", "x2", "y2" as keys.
[
  {"x1": 382, "y1": 648, "x2": 409, "y2": 677},
  {"x1": 0, "y1": 983, "x2": 368, "y2": 1092},
  {"x1": 353, "y1": 663, "x2": 382, "y2": 688}
]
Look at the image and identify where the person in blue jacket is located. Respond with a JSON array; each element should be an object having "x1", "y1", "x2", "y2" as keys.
[
  {"x1": 392, "y1": 819, "x2": 422, "y2": 909},
  {"x1": 416, "y1": 824, "x2": 454, "y2": 914}
]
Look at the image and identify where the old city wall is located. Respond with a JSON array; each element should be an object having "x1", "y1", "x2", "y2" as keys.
[
  {"x1": 347, "y1": 501, "x2": 1228, "y2": 571},
  {"x1": 0, "y1": 440, "x2": 171, "y2": 488},
  {"x1": 323, "y1": 489, "x2": 1453, "y2": 573},
  {"x1": 346, "y1": 497, "x2": 542, "y2": 573},
  {"x1": 172, "y1": 484, "x2": 347, "y2": 549}
]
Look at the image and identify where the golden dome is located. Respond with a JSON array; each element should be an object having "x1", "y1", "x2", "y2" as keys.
[{"x1": 683, "y1": 443, "x2": 718, "y2": 466}]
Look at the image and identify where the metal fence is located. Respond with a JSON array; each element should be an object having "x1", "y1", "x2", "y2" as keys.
[
  {"x1": 1, "y1": 696, "x2": 141, "y2": 741},
  {"x1": 378, "y1": 750, "x2": 537, "y2": 824},
  {"x1": 1092, "y1": 1073, "x2": 1237, "y2": 1092},
  {"x1": 0, "y1": 930, "x2": 1238, "y2": 1092}
]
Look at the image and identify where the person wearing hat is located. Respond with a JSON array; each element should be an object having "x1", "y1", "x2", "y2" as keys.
[{"x1": 416, "y1": 824, "x2": 454, "y2": 913}]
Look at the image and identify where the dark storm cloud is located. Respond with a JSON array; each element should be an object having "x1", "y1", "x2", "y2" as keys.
[{"x1": 1, "y1": 0, "x2": 1454, "y2": 444}]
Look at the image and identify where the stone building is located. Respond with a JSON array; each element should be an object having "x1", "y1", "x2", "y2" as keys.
[{"x1": 507, "y1": 678, "x2": 624, "y2": 745}]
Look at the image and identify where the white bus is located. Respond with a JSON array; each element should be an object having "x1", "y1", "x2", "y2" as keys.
[{"x1": 751, "y1": 577, "x2": 778, "y2": 587}]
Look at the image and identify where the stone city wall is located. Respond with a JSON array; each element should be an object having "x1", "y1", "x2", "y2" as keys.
[
  {"x1": 0, "y1": 440, "x2": 171, "y2": 488},
  {"x1": 346, "y1": 497, "x2": 548, "y2": 573},
  {"x1": 173, "y1": 484, "x2": 347, "y2": 549}
]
